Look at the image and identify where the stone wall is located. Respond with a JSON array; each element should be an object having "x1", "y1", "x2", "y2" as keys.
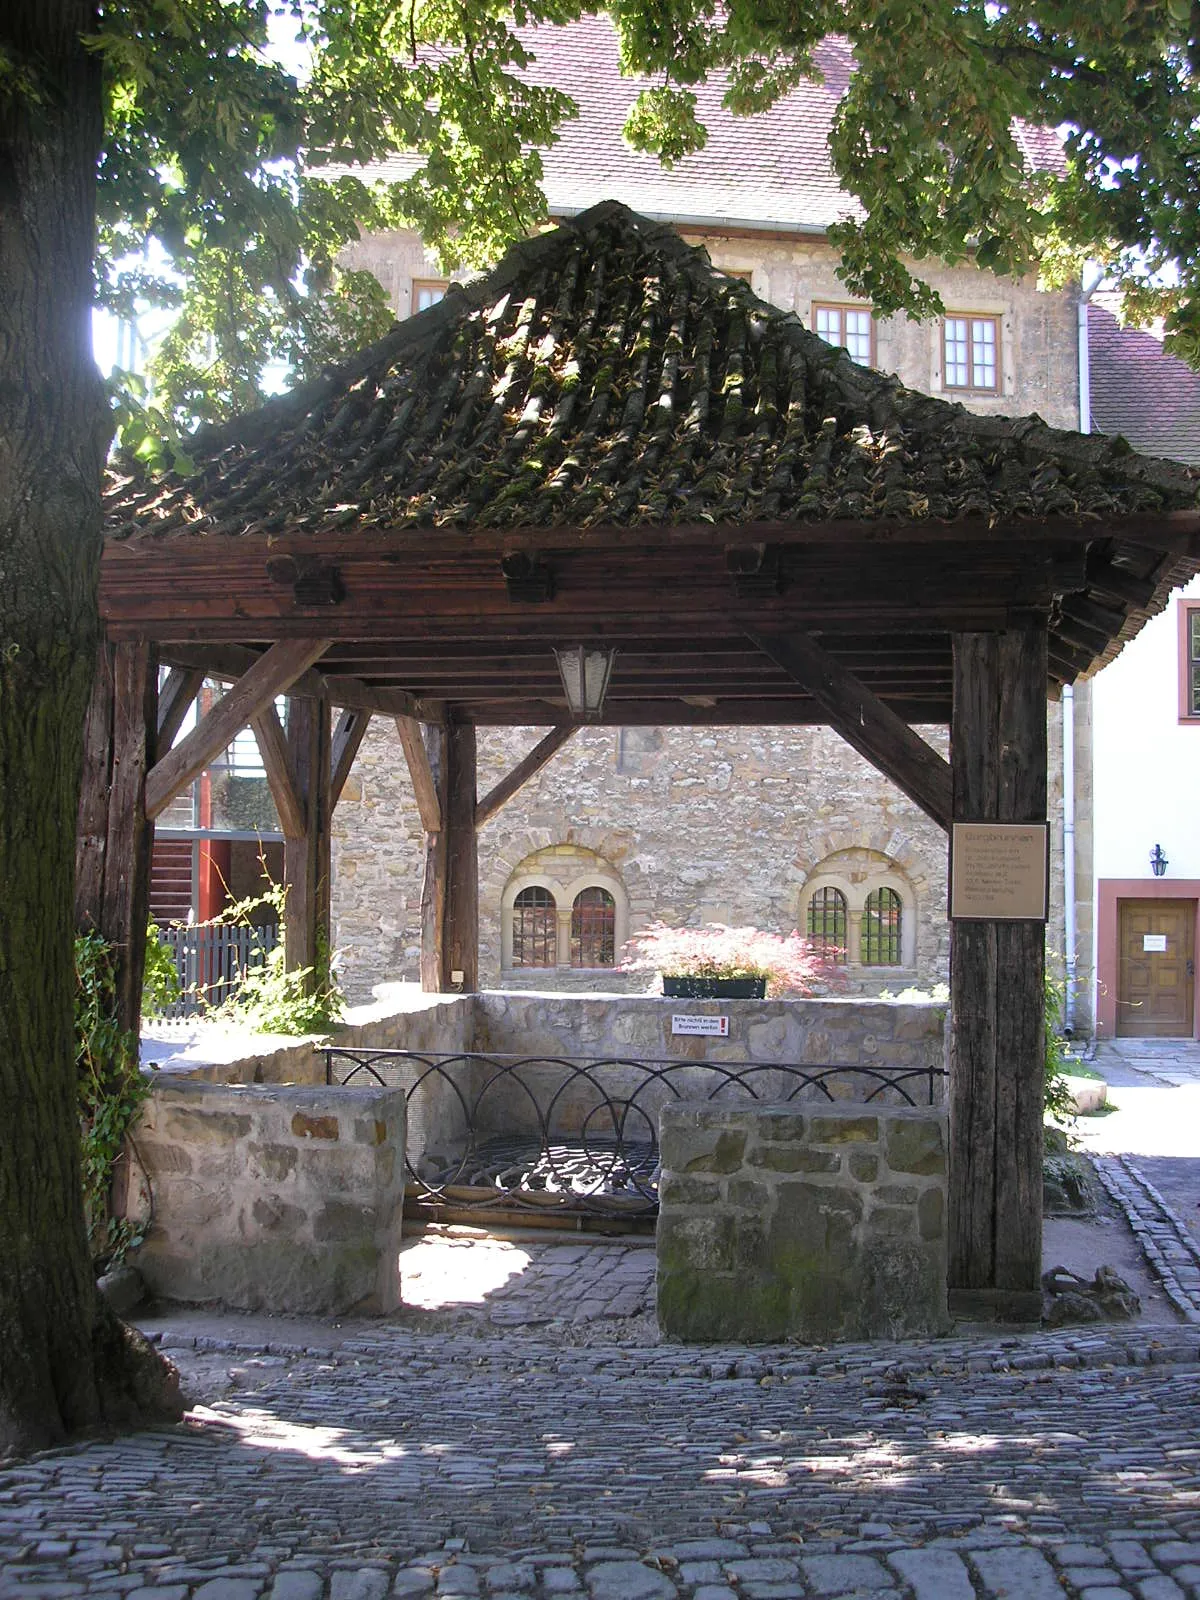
[
  {"x1": 657, "y1": 1102, "x2": 950, "y2": 1343},
  {"x1": 127, "y1": 1080, "x2": 406, "y2": 1314}
]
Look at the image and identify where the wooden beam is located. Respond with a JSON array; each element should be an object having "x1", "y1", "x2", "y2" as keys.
[
  {"x1": 395, "y1": 714, "x2": 443, "y2": 833},
  {"x1": 330, "y1": 708, "x2": 371, "y2": 809},
  {"x1": 76, "y1": 643, "x2": 117, "y2": 930},
  {"x1": 476, "y1": 726, "x2": 576, "y2": 828},
  {"x1": 442, "y1": 720, "x2": 479, "y2": 992},
  {"x1": 158, "y1": 643, "x2": 423, "y2": 719},
  {"x1": 250, "y1": 703, "x2": 305, "y2": 839},
  {"x1": 419, "y1": 720, "x2": 448, "y2": 993},
  {"x1": 157, "y1": 666, "x2": 204, "y2": 751},
  {"x1": 948, "y1": 625, "x2": 1048, "y2": 1321},
  {"x1": 743, "y1": 626, "x2": 953, "y2": 830},
  {"x1": 144, "y1": 638, "x2": 331, "y2": 820},
  {"x1": 1084, "y1": 555, "x2": 1159, "y2": 611},
  {"x1": 283, "y1": 695, "x2": 332, "y2": 977}
]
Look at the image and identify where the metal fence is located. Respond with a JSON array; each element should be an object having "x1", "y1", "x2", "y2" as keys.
[
  {"x1": 158, "y1": 923, "x2": 279, "y2": 1017},
  {"x1": 324, "y1": 1047, "x2": 947, "y2": 1226}
]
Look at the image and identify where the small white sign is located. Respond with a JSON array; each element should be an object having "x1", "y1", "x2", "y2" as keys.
[
  {"x1": 1143, "y1": 933, "x2": 1169, "y2": 953},
  {"x1": 672, "y1": 1014, "x2": 729, "y2": 1037}
]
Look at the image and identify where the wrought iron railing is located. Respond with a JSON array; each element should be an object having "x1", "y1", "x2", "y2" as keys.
[{"x1": 323, "y1": 1047, "x2": 947, "y2": 1222}]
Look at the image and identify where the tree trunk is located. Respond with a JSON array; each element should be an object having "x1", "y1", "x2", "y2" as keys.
[{"x1": 0, "y1": 0, "x2": 180, "y2": 1454}]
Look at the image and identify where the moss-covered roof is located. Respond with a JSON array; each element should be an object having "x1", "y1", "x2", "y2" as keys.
[{"x1": 105, "y1": 202, "x2": 1200, "y2": 546}]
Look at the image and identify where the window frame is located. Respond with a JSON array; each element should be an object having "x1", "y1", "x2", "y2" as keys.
[
  {"x1": 511, "y1": 885, "x2": 558, "y2": 968},
  {"x1": 1179, "y1": 599, "x2": 1200, "y2": 723},
  {"x1": 805, "y1": 885, "x2": 848, "y2": 964},
  {"x1": 412, "y1": 278, "x2": 448, "y2": 315},
  {"x1": 570, "y1": 886, "x2": 617, "y2": 968},
  {"x1": 941, "y1": 312, "x2": 1001, "y2": 394},
  {"x1": 812, "y1": 301, "x2": 876, "y2": 367},
  {"x1": 861, "y1": 886, "x2": 904, "y2": 967}
]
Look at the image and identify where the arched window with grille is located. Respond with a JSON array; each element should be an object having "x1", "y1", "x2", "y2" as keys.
[
  {"x1": 805, "y1": 886, "x2": 848, "y2": 962},
  {"x1": 862, "y1": 887, "x2": 903, "y2": 965},
  {"x1": 512, "y1": 886, "x2": 557, "y2": 967},
  {"x1": 571, "y1": 886, "x2": 616, "y2": 967}
]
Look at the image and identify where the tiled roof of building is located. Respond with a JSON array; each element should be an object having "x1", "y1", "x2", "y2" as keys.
[
  {"x1": 360, "y1": 18, "x2": 1062, "y2": 234},
  {"x1": 105, "y1": 203, "x2": 1200, "y2": 548},
  {"x1": 1089, "y1": 302, "x2": 1200, "y2": 468}
]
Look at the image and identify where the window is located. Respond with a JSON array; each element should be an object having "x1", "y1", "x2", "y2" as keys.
[
  {"x1": 512, "y1": 886, "x2": 557, "y2": 967},
  {"x1": 814, "y1": 303, "x2": 874, "y2": 366},
  {"x1": 942, "y1": 314, "x2": 999, "y2": 392},
  {"x1": 806, "y1": 886, "x2": 847, "y2": 963},
  {"x1": 862, "y1": 887, "x2": 903, "y2": 965},
  {"x1": 413, "y1": 279, "x2": 447, "y2": 313},
  {"x1": 1180, "y1": 601, "x2": 1200, "y2": 721},
  {"x1": 571, "y1": 887, "x2": 616, "y2": 967}
]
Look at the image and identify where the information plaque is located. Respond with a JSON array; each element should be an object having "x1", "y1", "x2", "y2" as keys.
[{"x1": 949, "y1": 822, "x2": 1050, "y2": 921}]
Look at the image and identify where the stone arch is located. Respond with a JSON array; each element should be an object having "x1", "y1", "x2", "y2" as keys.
[{"x1": 499, "y1": 843, "x2": 629, "y2": 973}]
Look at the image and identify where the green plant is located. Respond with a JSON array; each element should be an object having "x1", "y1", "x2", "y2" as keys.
[
  {"x1": 75, "y1": 932, "x2": 152, "y2": 1270},
  {"x1": 204, "y1": 871, "x2": 344, "y2": 1035},
  {"x1": 1044, "y1": 973, "x2": 1076, "y2": 1128},
  {"x1": 141, "y1": 920, "x2": 181, "y2": 1019}
]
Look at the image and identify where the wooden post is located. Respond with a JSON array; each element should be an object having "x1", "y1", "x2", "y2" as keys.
[
  {"x1": 283, "y1": 695, "x2": 332, "y2": 980},
  {"x1": 948, "y1": 624, "x2": 1048, "y2": 1321},
  {"x1": 75, "y1": 639, "x2": 157, "y2": 1035},
  {"x1": 419, "y1": 720, "x2": 447, "y2": 993},
  {"x1": 441, "y1": 719, "x2": 478, "y2": 992}
]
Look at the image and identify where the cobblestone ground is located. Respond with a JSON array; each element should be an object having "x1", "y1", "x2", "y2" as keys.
[{"x1": 5, "y1": 1318, "x2": 1200, "y2": 1600}]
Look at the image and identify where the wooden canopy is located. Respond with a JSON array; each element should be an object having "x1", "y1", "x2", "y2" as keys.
[
  {"x1": 103, "y1": 201, "x2": 1200, "y2": 733},
  {"x1": 90, "y1": 201, "x2": 1200, "y2": 1321}
]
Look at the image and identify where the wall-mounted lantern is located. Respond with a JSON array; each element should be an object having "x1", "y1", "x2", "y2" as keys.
[{"x1": 1150, "y1": 843, "x2": 1169, "y2": 878}]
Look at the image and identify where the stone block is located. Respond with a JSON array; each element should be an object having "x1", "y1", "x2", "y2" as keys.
[
  {"x1": 849, "y1": 1151, "x2": 879, "y2": 1182},
  {"x1": 918, "y1": 1186, "x2": 945, "y2": 1240},
  {"x1": 292, "y1": 1111, "x2": 340, "y2": 1141},
  {"x1": 749, "y1": 1144, "x2": 840, "y2": 1174},
  {"x1": 807, "y1": 1114, "x2": 879, "y2": 1145},
  {"x1": 885, "y1": 1114, "x2": 947, "y2": 1175},
  {"x1": 658, "y1": 1173, "x2": 721, "y2": 1207}
]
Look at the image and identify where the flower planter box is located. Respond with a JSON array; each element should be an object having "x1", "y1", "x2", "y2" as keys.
[{"x1": 661, "y1": 976, "x2": 767, "y2": 999}]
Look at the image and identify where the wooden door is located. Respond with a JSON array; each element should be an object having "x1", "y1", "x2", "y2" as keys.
[{"x1": 1117, "y1": 900, "x2": 1196, "y2": 1037}]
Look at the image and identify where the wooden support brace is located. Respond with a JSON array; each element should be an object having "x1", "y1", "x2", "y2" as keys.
[
  {"x1": 283, "y1": 695, "x2": 332, "y2": 977},
  {"x1": 157, "y1": 667, "x2": 204, "y2": 751},
  {"x1": 395, "y1": 714, "x2": 443, "y2": 833},
  {"x1": 419, "y1": 720, "x2": 448, "y2": 993},
  {"x1": 331, "y1": 707, "x2": 371, "y2": 808},
  {"x1": 476, "y1": 726, "x2": 575, "y2": 828},
  {"x1": 251, "y1": 703, "x2": 306, "y2": 839},
  {"x1": 442, "y1": 720, "x2": 479, "y2": 993},
  {"x1": 145, "y1": 638, "x2": 331, "y2": 820},
  {"x1": 744, "y1": 625, "x2": 953, "y2": 830}
]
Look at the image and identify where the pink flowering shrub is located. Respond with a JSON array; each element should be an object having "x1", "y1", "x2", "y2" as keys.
[{"x1": 619, "y1": 923, "x2": 844, "y2": 997}]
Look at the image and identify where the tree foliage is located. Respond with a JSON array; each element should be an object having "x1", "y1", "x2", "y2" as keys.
[{"x1": 77, "y1": 0, "x2": 1200, "y2": 437}]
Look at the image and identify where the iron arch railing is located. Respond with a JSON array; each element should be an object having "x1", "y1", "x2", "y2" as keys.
[{"x1": 324, "y1": 1048, "x2": 946, "y2": 1223}]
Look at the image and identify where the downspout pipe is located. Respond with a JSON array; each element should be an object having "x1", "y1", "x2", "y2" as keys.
[{"x1": 1063, "y1": 286, "x2": 1095, "y2": 1035}]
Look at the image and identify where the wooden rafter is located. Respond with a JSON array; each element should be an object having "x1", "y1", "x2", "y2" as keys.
[
  {"x1": 743, "y1": 626, "x2": 953, "y2": 831},
  {"x1": 250, "y1": 703, "x2": 305, "y2": 839},
  {"x1": 395, "y1": 714, "x2": 443, "y2": 833},
  {"x1": 144, "y1": 638, "x2": 331, "y2": 820},
  {"x1": 476, "y1": 726, "x2": 576, "y2": 828},
  {"x1": 156, "y1": 666, "x2": 204, "y2": 753},
  {"x1": 331, "y1": 707, "x2": 371, "y2": 808}
]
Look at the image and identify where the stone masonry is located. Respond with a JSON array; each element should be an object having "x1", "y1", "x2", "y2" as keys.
[
  {"x1": 127, "y1": 1080, "x2": 407, "y2": 1314},
  {"x1": 657, "y1": 1102, "x2": 951, "y2": 1343}
]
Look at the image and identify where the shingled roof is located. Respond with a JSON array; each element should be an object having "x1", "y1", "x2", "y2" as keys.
[
  {"x1": 106, "y1": 202, "x2": 1200, "y2": 546},
  {"x1": 1089, "y1": 302, "x2": 1200, "y2": 469}
]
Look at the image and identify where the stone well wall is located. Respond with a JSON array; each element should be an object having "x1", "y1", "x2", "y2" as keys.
[
  {"x1": 127, "y1": 1080, "x2": 406, "y2": 1314},
  {"x1": 657, "y1": 1102, "x2": 950, "y2": 1344}
]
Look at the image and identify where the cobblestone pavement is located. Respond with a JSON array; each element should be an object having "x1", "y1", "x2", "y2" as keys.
[{"x1": 6, "y1": 1320, "x2": 1200, "y2": 1600}]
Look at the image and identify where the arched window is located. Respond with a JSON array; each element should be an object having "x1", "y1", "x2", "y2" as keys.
[
  {"x1": 571, "y1": 887, "x2": 616, "y2": 967},
  {"x1": 806, "y1": 886, "x2": 847, "y2": 963},
  {"x1": 862, "y1": 887, "x2": 903, "y2": 965},
  {"x1": 512, "y1": 886, "x2": 557, "y2": 967}
]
